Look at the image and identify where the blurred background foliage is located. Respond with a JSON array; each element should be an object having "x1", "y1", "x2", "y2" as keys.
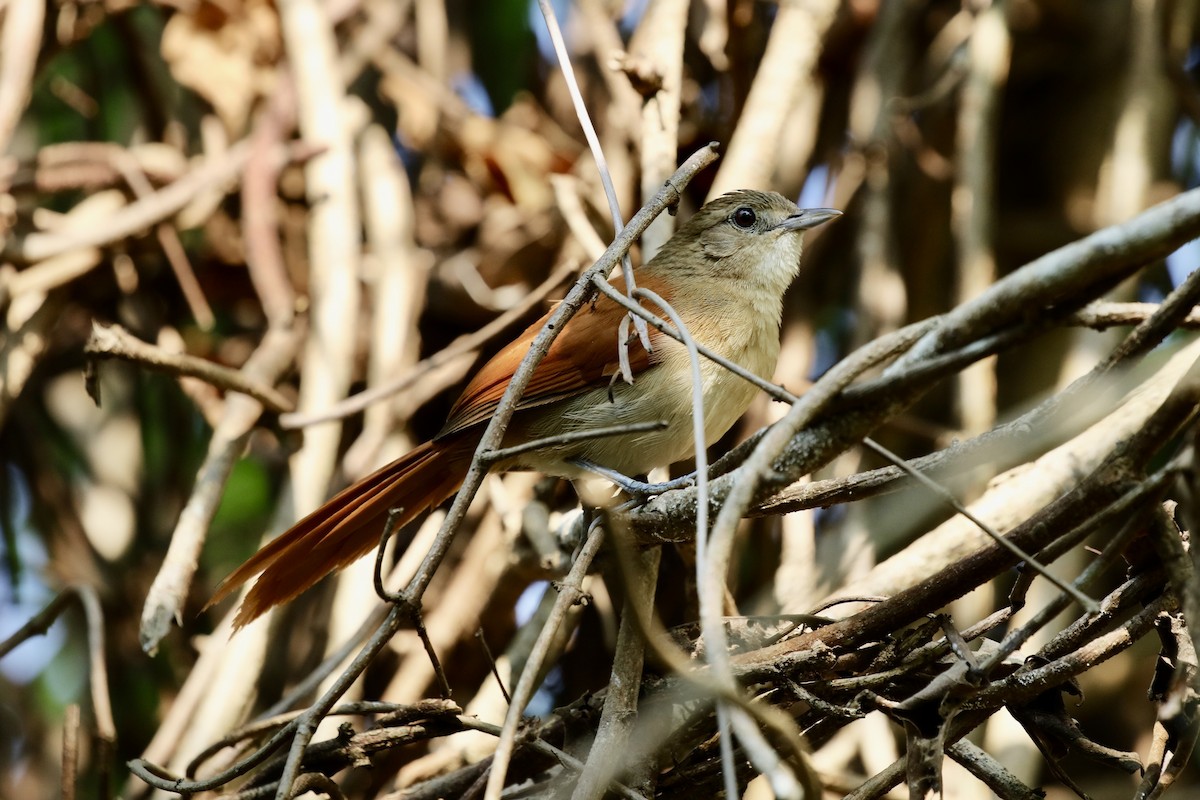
[{"x1": 0, "y1": 0, "x2": 1198, "y2": 797}]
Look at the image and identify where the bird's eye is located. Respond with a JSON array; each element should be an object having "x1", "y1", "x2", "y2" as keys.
[{"x1": 731, "y1": 206, "x2": 757, "y2": 229}]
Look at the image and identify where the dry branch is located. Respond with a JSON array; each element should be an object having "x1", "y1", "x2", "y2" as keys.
[{"x1": 4, "y1": 4, "x2": 1199, "y2": 799}]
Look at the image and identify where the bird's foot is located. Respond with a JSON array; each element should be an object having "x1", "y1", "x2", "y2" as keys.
[{"x1": 569, "y1": 458, "x2": 698, "y2": 500}]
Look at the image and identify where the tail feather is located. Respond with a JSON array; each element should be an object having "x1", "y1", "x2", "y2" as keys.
[{"x1": 208, "y1": 438, "x2": 472, "y2": 628}]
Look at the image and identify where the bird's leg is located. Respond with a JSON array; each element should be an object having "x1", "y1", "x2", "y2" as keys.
[{"x1": 569, "y1": 458, "x2": 699, "y2": 498}]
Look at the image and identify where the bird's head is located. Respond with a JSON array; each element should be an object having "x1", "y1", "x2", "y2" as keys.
[{"x1": 653, "y1": 190, "x2": 841, "y2": 298}]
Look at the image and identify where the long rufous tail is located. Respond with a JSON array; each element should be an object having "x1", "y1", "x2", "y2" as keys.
[{"x1": 208, "y1": 438, "x2": 474, "y2": 628}]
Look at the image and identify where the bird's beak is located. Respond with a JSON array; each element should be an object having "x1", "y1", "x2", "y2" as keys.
[{"x1": 775, "y1": 208, "x2": 842, "y2": 232}]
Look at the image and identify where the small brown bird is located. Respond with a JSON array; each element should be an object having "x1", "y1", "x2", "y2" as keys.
[{"x1": 210, "y1": 190, "x2": 840, "y2": 627}]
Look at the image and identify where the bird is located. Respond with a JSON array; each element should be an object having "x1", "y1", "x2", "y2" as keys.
[{"x1": 209, "y1": 190, "x2": 840, "y2": 627}]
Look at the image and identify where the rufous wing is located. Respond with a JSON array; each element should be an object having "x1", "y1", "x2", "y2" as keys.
[{"x1": 437, "y1": 274, "x2": 670, "y2": 439}]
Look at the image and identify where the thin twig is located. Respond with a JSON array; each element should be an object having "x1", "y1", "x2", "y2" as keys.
[
  {"x1": 844, "y1": 592, "x2": 1171, "y2": 800},
  {"x1": 860, "y1": 436, "x2": 1098, "y2": 612},
  {"x1": 978, "y1": 511, "x2": 1148, "y2": 675},
  {"x1": 185, "y1": 669, "x2": 409, "y2": 780},
  {"x1": 476, "y1": 629, "x2": 512, "y2": 705},
  {"x1": 270, "y1": 606, "x2": 410, "y2": 800},
  {"x1": 373, "y1": 509, "x2": 406, "y2": 604},
  {"x1": 85, "y1": 322, "x2": 294, "y2": 414},
  {"x1": 412, "y1": 605, "x2": 453, "y2": 700}
]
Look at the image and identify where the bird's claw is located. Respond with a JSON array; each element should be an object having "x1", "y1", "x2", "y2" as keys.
[{"x1": 570, "y1": 458, "x2": 698, "y2": 500}]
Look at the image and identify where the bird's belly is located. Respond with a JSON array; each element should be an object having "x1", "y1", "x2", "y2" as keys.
[{"x1": 509, "y1": 330, "x2": 776, "y2": 478}]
